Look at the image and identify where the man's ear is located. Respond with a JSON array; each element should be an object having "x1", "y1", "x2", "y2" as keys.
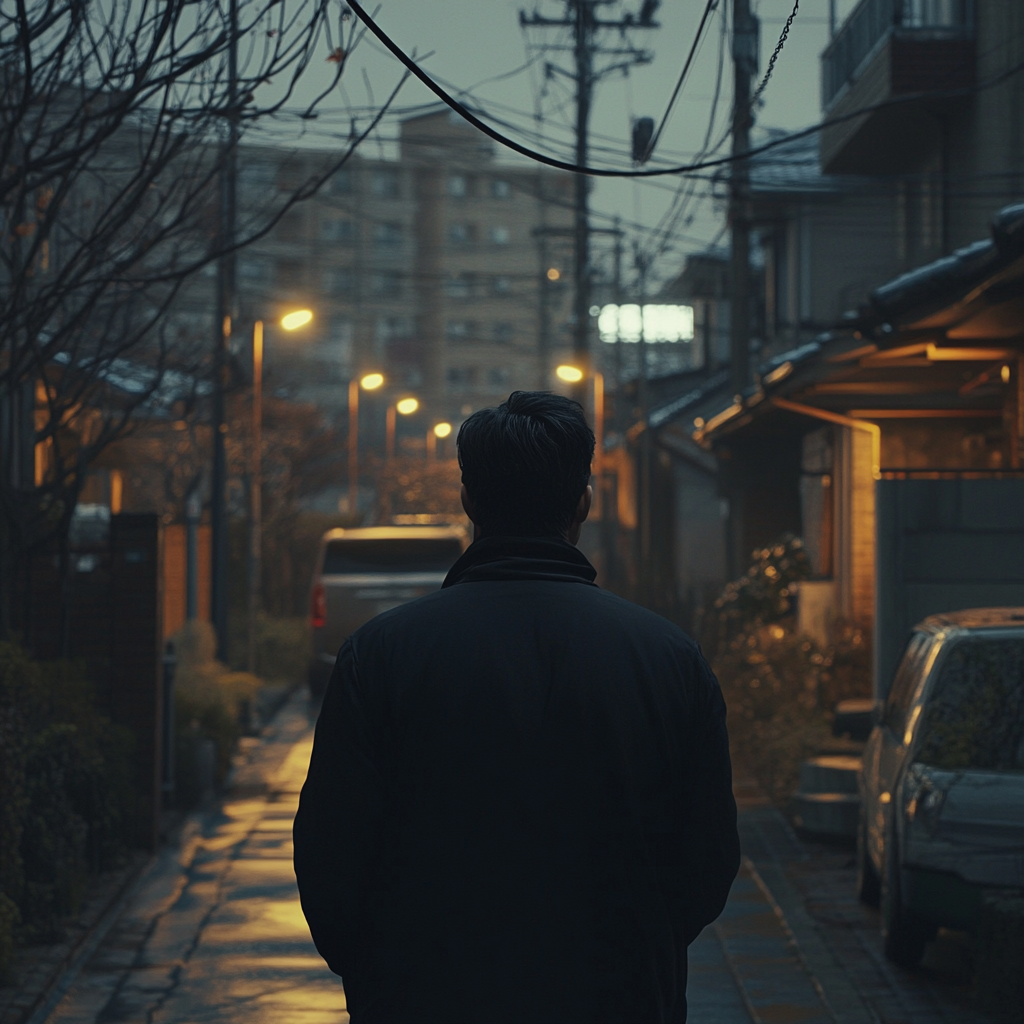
[
  {"x1": 566, "y1": 485, "x2": 592, "y2": 546},
  {"x1": 461, "y1": 484, "x2": 482, "y2": 541}
]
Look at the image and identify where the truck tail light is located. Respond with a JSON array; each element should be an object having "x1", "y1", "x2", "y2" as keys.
[{"x1": 310, "y1": 582, "x2": 326, "y2": 628}]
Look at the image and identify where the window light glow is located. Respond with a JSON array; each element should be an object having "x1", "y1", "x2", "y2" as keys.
[{"x1": 597, "y1": 303, "x2": 694, "y2": 344}]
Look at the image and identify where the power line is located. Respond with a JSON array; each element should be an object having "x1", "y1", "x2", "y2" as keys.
[
  {"x1": 645, "y1": 0, "x2": 719, "y2": 162},
  {"x1": 345, "y1": 0, "x2": 1024, "y2": 180}
]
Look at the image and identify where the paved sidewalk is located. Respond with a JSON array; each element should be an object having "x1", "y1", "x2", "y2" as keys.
[{"x1": 46, "y1": 694, "x2": 347, "y2": 1024}]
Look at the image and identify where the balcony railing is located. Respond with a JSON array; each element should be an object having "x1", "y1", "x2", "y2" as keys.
[{"x1": 821, "y1": 0, "x2": 973, "y2": 110}]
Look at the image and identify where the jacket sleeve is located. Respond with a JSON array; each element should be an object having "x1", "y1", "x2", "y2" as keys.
[
  {"x1": 681, "y1": 652, "x2": 740, "y2": 945},
  {"x1": 293, "y1": 639, "x2": 386, "y2": 990}
]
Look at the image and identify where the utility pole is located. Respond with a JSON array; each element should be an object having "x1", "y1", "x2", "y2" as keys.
[
  {"x1": 730, "y1": 0, "x2": 758, "y2": 397},
  {"x1": 521, "y1": 1, "x2": 658, "y2": 397},
  {"x1": 212, "y1": 0, "x2": 238, "y2": 661},
  {"x1": 634, "y1": 246, "x2": 651, "y2": 605}
]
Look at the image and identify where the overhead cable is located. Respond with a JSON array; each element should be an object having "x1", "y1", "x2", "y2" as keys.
[
  {"x1": 644, "y1": 0, "x2": 719, "y2": 163},
  {"x1": 346, "y1": 0, "x2": 1024, "y2": 179}
]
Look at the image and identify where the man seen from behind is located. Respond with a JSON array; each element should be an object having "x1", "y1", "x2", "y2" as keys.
[{"x1": 294, "y1": 390, "x2": 740, "y2": 1023}]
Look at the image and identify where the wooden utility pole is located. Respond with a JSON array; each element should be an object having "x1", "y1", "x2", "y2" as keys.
[
  {"x1": 730, "y1": 0, "x2": 758, "y2": 397},
  {"x1": 520, "y1": 1, "x2": 657, "y2": 398}
]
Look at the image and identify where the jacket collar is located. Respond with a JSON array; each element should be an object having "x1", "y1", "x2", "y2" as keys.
[{"x1": 442, "y1": 535, "x2": 598, "y2": 589}]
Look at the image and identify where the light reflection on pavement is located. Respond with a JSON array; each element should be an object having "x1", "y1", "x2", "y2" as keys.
[{"x1": 47, "y1": 698, "x2": 349, "y2": 1024}]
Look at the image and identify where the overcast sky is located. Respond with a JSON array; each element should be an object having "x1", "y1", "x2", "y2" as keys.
[{"x1": 268, "y1": 0, "x2": 860, "y2": 290}]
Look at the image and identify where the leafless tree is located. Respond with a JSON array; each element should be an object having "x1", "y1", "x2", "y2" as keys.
[{"x1": 0, "y1": 0, "x2": 400, "y2": 631}]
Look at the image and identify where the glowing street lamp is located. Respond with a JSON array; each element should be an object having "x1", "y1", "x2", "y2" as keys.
[
  {"x1": 387, "y1": 396, "x2": 420, "y2": 460},
  {"x1": 427, "y1": 421, "x2": 453, "y2": 461},
  {"x1": 280, "y1": 308, "x2": 314, "y2": 331},
  {"x1": 554, "y1": 363, "x2": 604, "y2": 516},
  {"x1": 348, "y1": 371, "x2": 386, "y2": 514},
  {"x1": 250, "y1": 308, "x2": 312, "y2": 673}
]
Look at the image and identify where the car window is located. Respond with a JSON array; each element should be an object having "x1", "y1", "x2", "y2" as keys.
[
  {"x1": 916, "y1": 637, "x2": 1024, "y2": 772},
  {"x1": 884, "y1": 633, "x2": 930, "y2": 732},
  {"x1": 323, "y1": 538, "x2": 464, "y2": 574}
]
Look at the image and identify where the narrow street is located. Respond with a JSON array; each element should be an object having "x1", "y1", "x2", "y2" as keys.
[{"x1": 45, "y1": 697, "x2": 993, "y2": 1024}]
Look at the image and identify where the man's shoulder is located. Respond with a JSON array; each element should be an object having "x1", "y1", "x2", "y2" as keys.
[{"x1": 351, "y1": 579, "x2": 699, "y2": 655}]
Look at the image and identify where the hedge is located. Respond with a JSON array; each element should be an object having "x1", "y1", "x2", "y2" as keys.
[{"x1": 0, "y1": 643, "x2": 133, "y2": 981}]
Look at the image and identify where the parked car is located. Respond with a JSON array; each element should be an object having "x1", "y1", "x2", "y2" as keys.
[
  {"x1": 308, "y1": 525, "x2": 468, "y2": 698},
  {"x1": 858, "y1": 607, "x2": 1024, "y2": 967}
]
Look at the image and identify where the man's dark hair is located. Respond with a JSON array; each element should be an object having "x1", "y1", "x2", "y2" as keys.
[{"x1": 457, "y1": 391, "x2": 595, "y2": 537}]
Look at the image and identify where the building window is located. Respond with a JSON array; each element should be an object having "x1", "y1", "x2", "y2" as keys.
[
  {"x1": 444, "y1": 273, "x2": 473, "y2": 299},
  {"x1": 323, "y1": 267, "x2": 355, "y2": 297},
  {"x1": 239, "y1": 164, "x2": 275, "y2": 191},
  {"x1": 448, "y1": 222, "x2": 475, "y2": 244},
  {"x1": 330, "y1": 168, "x2": 353, "y2": 195},
  {"x1": 489, "y1": 367, "x2": 510, "y2": 386},
  {"x1": 447, "y1": 174, "x2": 468, "y2": 198},
  {"x1": 447, "y1": 366, "x2": 477, "y2": 387},
  {"x1": 370, "y1": 271, "x2": 402, "y2": 298},
  {"x1": 446, "y1": 320, "x2": 476, "y2": 342},
  {"x1": 275, "y1": 259, "x2": 304, "y2": 287},
  {"x1": 239, "y1": 259, "x2": 268, "y2": 283},
  {"x1": 489, "y1": 226, "x2": 511, "y2": 245},
  {"x1": 491, "y1": 179, "x2": 511, "y2": 199},
  {"x1": 492, "y1": 275, "x2": 511, "y2": 294},
  {"x1": 278, "y1": 211, "x2": 304, "y2": 242},
  {"x1": 493, "y1": 322, "x2": 514, "y2": 344},
  {"x1": 373, "y1": 222, "x2": 403, "y2": 246},
  {"x1": 328, "y1": 319, "x2": 354, "y2": 368},
  {"x1": 376, "y1": 316, "x2": 414, "y2": 341},
  {"x1": 321, "y1": 217, "x2": 356, "y2": 243},
  {"x1": 370, "y1": 169, "x2": 400, "y2": 198}
]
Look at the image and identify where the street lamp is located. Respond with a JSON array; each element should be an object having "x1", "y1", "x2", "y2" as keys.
[
  {"x1": 387, "y1": 396, "x2": 419, "y2": 460},
  {"x1": 348, "y1": 371, "x2": 385, "y2": 514},
  {"x1": 427, "y1": 420, "x2": 452, "y2": 461},
  {"x1": 554, "y1": 363, "x2": 604, "y2": 514},
  {"x1": 249, "y1": 308, "x2": 313, "y2": 673}
]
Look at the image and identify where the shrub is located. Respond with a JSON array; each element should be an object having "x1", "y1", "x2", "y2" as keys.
[
  {"x1": 0, "y1": 642, "x2": 133, "y2": 957},
  {"x1": 170, "y1": 621, "x2": 260, "y2": 806},
  {"x1": 705, "y1": 536, "x2": 871, "y2": 806}
]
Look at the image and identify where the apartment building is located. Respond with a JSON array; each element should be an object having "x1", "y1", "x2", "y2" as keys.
[{"x1": 233, "y1": 107, "x2": 575, "y2": 434}]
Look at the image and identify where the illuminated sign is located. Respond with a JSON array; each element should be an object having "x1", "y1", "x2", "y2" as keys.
[{"x1": 596, "y1": 304, "x2": 694, "y2": 344}]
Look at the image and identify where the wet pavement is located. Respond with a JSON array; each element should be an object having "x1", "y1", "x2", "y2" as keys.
[{"x1": 45, "y1": 695, "x2": 993, "y2": 1024}]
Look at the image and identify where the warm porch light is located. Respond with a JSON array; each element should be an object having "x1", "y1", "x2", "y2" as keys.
[
  {"x1": 281, "y1": 308, "x2": 314, "y2": 330},
  {"x1": 396, "y1": 397, "x2": 419, "y2": 415},
  {"x1": 546, "y1": 267, "x2": 561, "y2": 281},
  {"x1": 556, "y1": 364, "x2": 584, "y2": 383},
  {"x1": 360, "y1": 372, "x2": 384, "y2": 390},
  {"x1": 433, "y1": 422, "x2": 452, "y2": 438}
]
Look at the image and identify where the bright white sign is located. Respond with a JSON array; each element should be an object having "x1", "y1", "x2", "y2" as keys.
[{"x1": 597, "y1": 304, "x2": 694, "y2": 344}]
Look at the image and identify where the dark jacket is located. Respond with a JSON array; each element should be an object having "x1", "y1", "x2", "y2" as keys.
[{"x1": 294, "y1": 536, "x2": 739, "y2": 1024}]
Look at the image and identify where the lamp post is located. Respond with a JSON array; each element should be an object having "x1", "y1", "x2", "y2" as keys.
[
  {"x1": 556, "y1": 364, "x2": 603, "y2": 498},
  {"x1": 428, "y1": 420, "x2": 452, "y2": 461},
  {"x1": 348, "y1": 372, "x2": 384, "y2": 514},
  {"x1": 248, "y1": 308, "x2": 312, "y2": 675},
  {"x1": 387, "y1": 396, "x2": 419, "y2": 461}
]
